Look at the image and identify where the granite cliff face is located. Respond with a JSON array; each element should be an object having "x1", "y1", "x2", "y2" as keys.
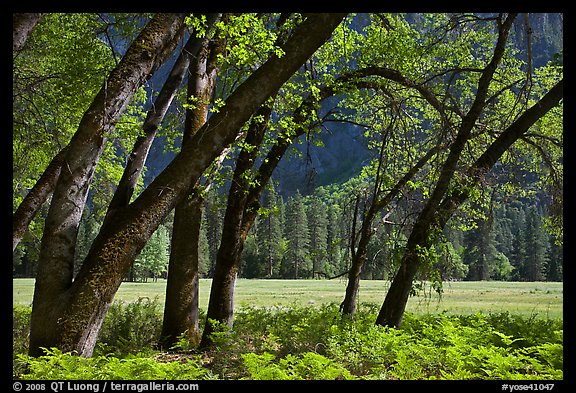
[{"x1": 272, "y1": 120, "x2": 370, "y2": 197}]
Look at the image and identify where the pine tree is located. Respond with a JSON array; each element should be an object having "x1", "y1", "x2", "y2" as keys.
[
  {"x1": 364, "y1": 227, "x2": 388, "y2": 280},
  {"x1": 545, "y1": 237, "x2": 563, "y2": 281},
  {"x1": 203, "y1": 191, "x2": 225, "y2": 277},
  {"x1": 306, "y1": 194, "x2": 328, "y2": 278},
  {"x1": 523, "y1": 205, "x2": 548, "y2": 281},
  {"x1": 462, "y1": 215, "x2": 498, "y2": 281},
  {"x1": 326, "y1": 203, "x2": 344, "y2": 276},
  {"x1": 509, "y1": 206, "x2": 526, "y2": 281},
  {"x1": 198, "y1": 220, "x2": 210, "y2": 277},
  {"x1": 74, "y1": 208, "x2": 101, "y2": 278},
  {"x1": 240, "y1": 231, "x2": 261, "y2": 278},
  {"x1": 493, "y1": 204, "x2": 514, "y2": 258},
  {"x1": 256, "y1": 184, "x2": 285, "y2": 277},
  {"x1": 134, "y1": 224, "x2": 170, "y2": 282},
  {"x1": 282, "y1": 190, "x2": 310, "y2": 278}
]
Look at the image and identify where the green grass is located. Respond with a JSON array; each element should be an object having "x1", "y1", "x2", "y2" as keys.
[{"x1": 13, "y1": 278, "x2": 563, "y2": 319}]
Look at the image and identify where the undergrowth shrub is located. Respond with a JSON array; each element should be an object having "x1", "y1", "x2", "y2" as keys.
[
  {"x1": 241, "y1": 351, "x2": 355, "y2": 380},
  {"x1": 233, "y1": 303, "x2": 344, "y2": 356},
  {"x1": 484, "y1": 312, "x2": 563, "y2": 348},
  {"x1": 13, "y1": 302, "x2": 563, "y2": 380},
  {"x1": 97, "y1": 297, "x2": 163, "y2": 355},
  {"x1": 17, "y1": 348, "x2": 213, "y2": 380},
  {"x1": 13, "y1": 305, "x2": 32, "y2": 377},
  {"x1": 393, "y1": 311, "x2": 562, "y2": 379},
  {"x1": 13, "y1": 305, "x2": 31, "y2": 356}
]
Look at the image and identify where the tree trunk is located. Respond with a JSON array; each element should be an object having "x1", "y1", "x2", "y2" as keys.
[
  {"x1": 13, "y1": 146, "x2": 67, "y2": 251},
  {"x1": 375, "y1": 223, "x2": 430, "y2": 328},
  {"x1": 200, "y1": 102, "x2": 272, "y2": 348},
  {"x1": 161, "y1": 194, "x2": 204, "y2": 347},
  {"x1": 197, "y1": 14, "x2": 347, "y2": 348},
  {"x1": 13, "y1": 13, "x2": 43, "y2": 52},
  {"x1": 375, "y1": 14, "x2": 518, "y2": 329},
  {"x1": 29, "y1": 13, "x2": 346, "y2": 358},
  {"x1": 340, "y1": 142, "x2": 442, "y2": 316},
  {"x1": 102, "y1": 13, "x2": 221, "y2": 229},
  {"x1": 161, "y1": 19, "x2": 223, "y2": 349},
  {"x1": 13, "y1": 15, "x2": 192, "y2": 252},
  {"x1": 28, "y1": 13, "x2": 188, "y2": 357},
  {"x1": 340, "y1": 208, "x2": 373, "y2": 315},
  {"x1": 376, "y1": 78, "x2": 563, "y2": 328},
  {"x1": 198, "y1": 43, "x2": 343, "y2": 343}
]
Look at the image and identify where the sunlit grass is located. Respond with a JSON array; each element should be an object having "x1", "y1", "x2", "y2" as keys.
[{"x1": 13, "y1": 278, "x2": 563, "y2": 319}]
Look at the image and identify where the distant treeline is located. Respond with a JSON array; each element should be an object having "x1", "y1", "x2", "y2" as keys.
[{"x1": 13, "y1": 182, "x2": 562, "y2": 283}]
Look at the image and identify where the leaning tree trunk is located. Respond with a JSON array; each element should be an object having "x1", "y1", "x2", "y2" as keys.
[
  {"x1": 340, "y1": 207, "x2": 375, "y2": 316},
  {"x1": 200, "y1": 101, "x2": 272, "y2": 348},
  {"x1": 28, "y1": 13, "x2": 188, "y2": 357},
  {"x1": 376, "y1": 79, "x2": 563, "y2": 328},
  {"x1": 375, "y1": 219, "x2": 431, "y2": 328},
  {"x1": 101, "y1": 24, "x2": 213, "y2": 227},
  {"x1": 198, "y1": 51, "x2": 343, "y2": 347},
  {"x1": 375, "y1": 14, "x2": 517, "y2": 329},
  {"x1": 29, "y1": 13, "x2": 347, "y2": 358},
  {"x1": 162, "y1": 193, "x2": 204, "y2": 347},
  {"x1": 340, "y1": 141, "x2": 443, "y2": 316},
  {"x1": 199, "y1": 14, "x2": 348, "y2": 348},
  {"x1": 13, "y1": 146, "x2": 68, "y2": 251}
]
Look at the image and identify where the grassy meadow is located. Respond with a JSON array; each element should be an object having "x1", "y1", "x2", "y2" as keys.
[{"x1": 12, "y1": 278, "x2": 563, "y2": 318}]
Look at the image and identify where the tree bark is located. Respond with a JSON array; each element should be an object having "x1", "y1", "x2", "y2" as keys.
[
  {"x1": 29, "y1": 13, "x2": 346, "y2": 358},
  {"x1": 13, "y1": 12, "x2": 191, "y2": 251},
  {"x1": 13, "y1": 13, "x2": 43, "y2": 52},
  {"x1": 199, "y1": 100, "x2": 273, "y2": 348},
  {"x1": 13, "y1": 146, "x2": 67, "y2": 251},
  {"x1": 161, "y1": 17, "x2": 223, "y2": 348},
  {"x1": 374, "y1": 14, "x2": 518, "y2": 329},
  {"x1": 162, "y1": 193, "x2": 204, "y2": 347},
  {"x1": 103, "y1": 33, "x2": 204, "y2": 225},
  {"x1": 376, "y1": 78, "x2": 562, "y2": 328},
  {"x1": 28, "y1": 13, "x2": 188, "y2": 357}
]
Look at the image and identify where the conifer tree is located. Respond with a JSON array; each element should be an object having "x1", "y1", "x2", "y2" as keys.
[
  {"x1": 523, "y1": 205, "x2": 548, "y2": 281},
  {"x1": 307, "y1": 194, "x2": 328, "y2": 278},
  {"x1": 204, "y1": 191, "x2": 225, "y2": 277},
  {"x1": 326, "y1": 203, "x2": 344, "y2": 276},
  {"x1": 545, "y1": 238, "x2": 563, "y2": 281},
  {"x1": 508, "y1": 206, "x2": 526, "y2": 280},
  {"x1": 134, "y1": 224, "x2": 170, "y2": 282},
  {"x1": 257, "y1": 184, "x2": 285, "y2": 277},
  {"x1": 198, "y1": 221, "x2": 211, "y2": 278},
  {"x1": 493, "y1": 204, "x2": 514, "y2": 260},
  {"x1": 74, "y1": 209, "x2": 101, "y2": 278},
  {"x1": 282, "y1": 190, "x2": 310, "y2": 278},
  {"x1": 462, "y1": 216, "x2": 498, "y2": 281}
]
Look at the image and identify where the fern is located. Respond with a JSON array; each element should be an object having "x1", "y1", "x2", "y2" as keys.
[
  {"x1": 241, "y1": 351, "x2": 355, "y2": 380},
  {"x1": 17, "y1": 349, "x2": 210, "y2": 380},
  {"x1": 13, "y1": 303, "x2": 563, "y2": 380}
]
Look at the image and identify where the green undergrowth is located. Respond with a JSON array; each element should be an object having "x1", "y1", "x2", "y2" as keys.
[{"x1": 13, "y1": 300, "x2": 563, "y2": 380}]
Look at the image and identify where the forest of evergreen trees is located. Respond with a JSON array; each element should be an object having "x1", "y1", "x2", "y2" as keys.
[{"x1": 13, "y1": 179, "x2": 562, "y2": 283}]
